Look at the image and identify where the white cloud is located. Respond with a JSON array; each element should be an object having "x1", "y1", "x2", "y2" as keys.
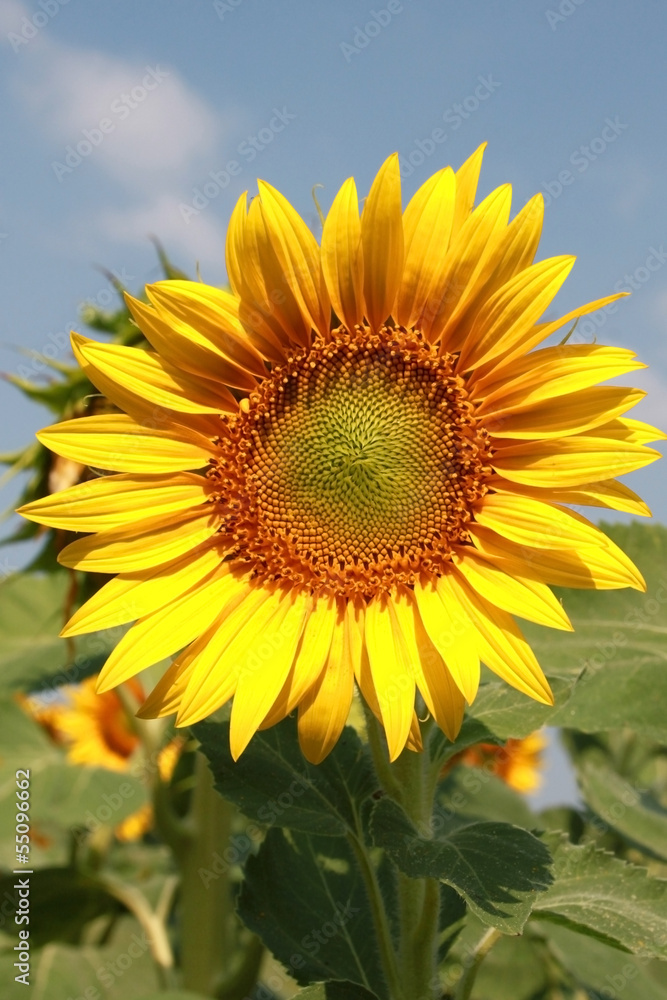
[
  {"x1": 16, "y1": 42, "x2": 225, "y2": 184},
  {"x1": 3, "y1": 16, "x2": 243, "y2": 267},
  {"x1": 98, "y1": 195, "x2": 227, "y2": 278}
]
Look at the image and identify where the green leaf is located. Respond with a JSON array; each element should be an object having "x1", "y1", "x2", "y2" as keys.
[
  {"x1": 0, "y1": 867, "x2": 122, "y2": 946},
  {"x1": 195, "y1": 718, "x2": 376, "y2": 836},
  {"x1": 0, "y1": 573, "x2": 116, "y2": 693},
  {"x1": 578, "y1": 763, "x2": 667, "y2": 860},
  {"x1": 0, "y1": 698, "x2": 64, "y2": 867},
  {"x1": 30, "y1": 761, "x2": 148, "y2": 833},
  {"x1": 521, "y1": 522, "x2": 667, "y2": 740},
  {"x1": 0, "y1": 916, "x2": 161, "y2": 999},
  {"x1": 463, "y1": 675, "x2": 574, "y2": 740},
  {"x1": 370, "y1": 798, "x2": 553, "y2": 934},
  {"x1": 543, "y1": 923, "x2": 667, "y2": 1000},
  {"x1": 287, "y1": 986, "x2": 378, "y2": 1000},
  {"x1": 533, "y1": 833, "x2": 667, "y2": 958},
  {"x1": 238, "y1": 828, "x2": 388, "y2": 999}
]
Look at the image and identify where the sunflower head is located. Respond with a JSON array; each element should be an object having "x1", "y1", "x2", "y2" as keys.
[{"x1": 19, "y1": 146, "x2": 663, "y2": 764}]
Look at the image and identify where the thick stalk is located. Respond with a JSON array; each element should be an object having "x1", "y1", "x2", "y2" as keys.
[
  {"x1": 347, "y1": 829, "x2": 404, "y2": 1000},
  {"x1": 363, "y1": 712, "x2": 441, "y2": 1000},
  {"x1": 391, "y1": 745, "x2": 441, "y2": 1000},
  {"x1": 179, "y1": 751, "x2": 237, "y2": 996}
]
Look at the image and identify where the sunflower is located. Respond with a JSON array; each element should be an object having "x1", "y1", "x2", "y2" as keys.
[
  {"x1": 23, "y1": 678, "x2": 183, "y2": 841},
  {"x1": 19, "y1": 146, "x2": 663, "y2": 764},
  {"x1": 455, "y1": 731, "x2": 546, "y2": 793}
]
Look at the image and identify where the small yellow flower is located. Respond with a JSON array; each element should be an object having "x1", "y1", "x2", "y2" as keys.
[
  {"x1": 457, "y1": 731, "x2": 546, "y2": 793},
  {"x1": 20, "y1": 146, "x2": 662, "y2": 764},
  {"x1": 24, "y1": 679, "x2": 182, "y2": 840}
]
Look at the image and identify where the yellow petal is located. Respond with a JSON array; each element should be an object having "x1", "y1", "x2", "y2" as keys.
[
  {"x1": 395, "y1": 167, "x2": 456, "y2": 328},
  {"x1": 474, "y1": 292, "x2": 629, "y2": 381},
  {"x1": 615, "y1": 417, "x2": 667, "y2": 444},
  {"x1": 18, "y1": 472, "x2": 211, "y2": 532},
  {"x1": 262, "y1": 595, "x2": 339, "y2": 727},
  {"x1": 475, "y1": 492, "x2": 625, "y2": 550},
  {"x1": 352, "y1": 610, "x2": 381, "y2": 720},
  {"x1": 391, "y1": 588, "x2": 466, "y2": 741},
  {"x1": 459, "y1": 255, "x2": 576, "y2": 370},
  {"x1": 364, "y1": 595, "x2": 415, "y2": 761},
  {"x1": 137, "y1": 655, "x2": 197, "y2": 720},
  {"x1": 469, "y1": 523, "x2": 645, "y2": 591},
  {"x1": 96, "y1": 565, "x2": 241, "y2": 691},
  {"x1": 72, "y1": 333, "x2": 237, "y2": 416},
  {"x1": 446, "y1": 569, "x2": 554, "y2": 706},
  {"x1": 258, "y1": 180, "x2": 330, "y2": 337},
  {"x1": 298, "y1": 605, "x2": 354, "y2": 764},
  {"x1": 454, "y1": 547, "x2": 572, "y2": 631},
  {"x1": 61, "y1": 542, "x2": 224, "y2": 636},
  {"x1": 361, "y1": 153, "x2": 404, "y2": 330},
  {"x1": 484, "y1": 386, "x2": 645, "y2": 440},
  {"x1": 37, "y1": 414, "x2": 212, "y2": 473},
  {"x1": 247, "y1": 196, "x2": 313, "y2": 347},
  {"x1": 491, "y1": 434, "x2": 661, "y2": 487},
  {"x1": 57, "y1": 506, "x2": 218, "y2": 572},
  {"x1": 484, "y1": 476, "x2": 651, "y2": 518},
  {"x1": 230, "y1": 590, "x2": 311, "y2": 759},
  {"x1": 451, "y1": 142, "x2": 486, "y2": 238},
  {"x1": 225, "y1": 192, "x2": 289, "y2": 364},
  {"x1": 146, "y1": 281, "x2": 266, "y2": 378},
  {"x1": 413, "y1": 577, "x2": 480, "y2": 703},
  {"x1": 476, "y1": 344, "x2": 644, "y2": 408},
  {"x1": 176, "y1": 585, "x2": 282, "y2": 726},
  {"x1": 424, "y1": 184, "x2": 512, "y2": 343},
  {"x1": 321, "y1": 177, "x2": 364, "y2": 331},
  {"x1": 127, "y1": 293, "x2": 256, "y2": 392},
  {"x1": 439, "y1": 193, "x2": 544, "y2": 351},
  {"x1": 147, "y1": 587, "x2": 253, "y2": 722}
]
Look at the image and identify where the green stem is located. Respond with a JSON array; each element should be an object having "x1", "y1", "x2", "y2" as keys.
[
  {"x1": 347, "y1": 829, "x2": 404, "y2": 1000},
  {"x1": 179, "y1": 751, "x2": 238, "y2": 996},
  {"x1": 453, "y1": 927, "x2": 503, "y2": 1000},
  {"x1": 392, "y1": 744, "x2": 441, "y2": 1000},
  {"x1": 101, "y1": 873, "x2": 178, "y2": 989},
  {"x1": 363, "y1": 711, "x2": 441, "y2": 1000}
]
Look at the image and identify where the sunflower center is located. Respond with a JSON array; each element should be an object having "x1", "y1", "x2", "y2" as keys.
[{"x1": 211, "y1": 326, "x2": 491, "y2": 598}]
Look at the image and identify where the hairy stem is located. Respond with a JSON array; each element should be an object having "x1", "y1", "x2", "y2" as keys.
[
  {"x1": 453, "y1": 927, "x2": 503, "y2": 1000},
  {"x1": 348, "y1": 828, "x2": 404, "y2": 1000}
]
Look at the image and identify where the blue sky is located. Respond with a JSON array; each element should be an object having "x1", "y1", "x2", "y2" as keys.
[{"x1": 1, "y1": 0, "x2": 666, "y2": 557}]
